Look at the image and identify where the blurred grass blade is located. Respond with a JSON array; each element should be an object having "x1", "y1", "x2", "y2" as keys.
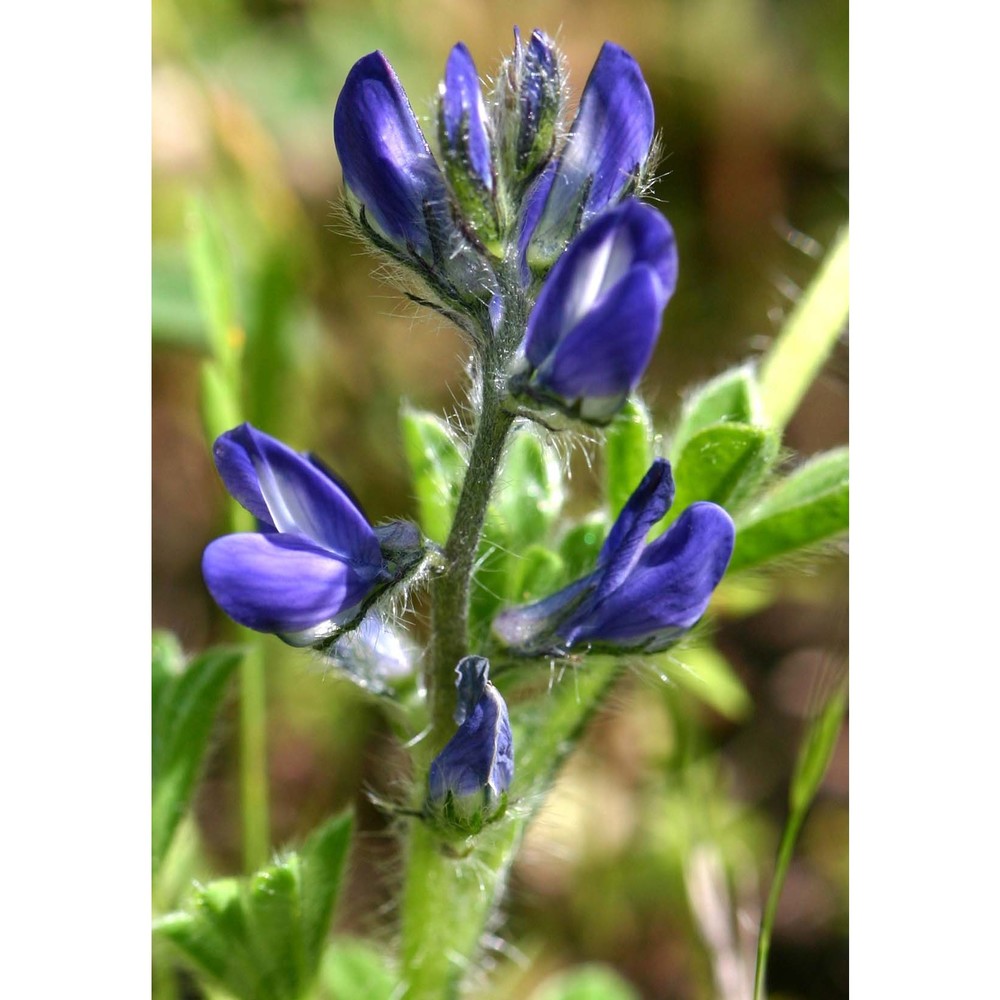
[
  {"x1": 400, "y1": 406, "x2": 467, "y2": 545},
  {"x1": 656, "y1": 423, "x2": 778, "y2": 535},
  {"x1": 152, "y1": 242, "x2": 210, "y2": 349},
  {"x1": 319, "y1": 939, "x2": 398, "y2": 1000},
  {"x1": 156, "y1": 811, "x2": 354, "y2": 1000},
  {"x1": 791, "y1": 679, "x2": 848, "y2": 814},
  {"x1": 200, "y1": 361, "x2": 244, "y2": 450},
  {"x1": 753, "y1": 680, "x2": 847, "y2": 1000},
  {"x1": 605, "y1": 397, "x2": 654, "y2": 518},
  {"x1": 651, "y1": 645, "x2": 753, "y2": 722},
  {"x1": 187, "y1": 194, "x2": 243, "y2": 376},
  {"x1": 494, "y1": 427, "x2": 564, "y2": 546},
  {"x1": 670, "y1": 365, "x2": 762, "y2": 460},
  {"x1": 758, "y1": 227, "x2": 849, "y2": 431},
  {"x1": 532, "y1": 964, "x2": 641, "y2": 1000},
  {"x1": 729, "y1": 448, "x2": 849, "y2": 572},
  {"x1": 152, "y1": 635, "x2": 242, "y2": 874}
]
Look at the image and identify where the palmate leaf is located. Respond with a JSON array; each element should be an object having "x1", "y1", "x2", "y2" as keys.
[
  {"x1": 670, "y1": 365, "x2": 763, "y2": 460},
  {"x1": 156, "y1": 812, "x2": 354, "y2": 1000},
  {"x1": 729, "y1": 447, "x2": 849, "y2": 572},
  {"x1": 152, "y1": 633, "x2": 242, "y2": 873},
  {"x1": 651, "y1": 644, "x2": 752, "y2": 722},
  {"x1": 318, "y1": 939, "x2": 398, "y2": 1000},
  {"x1": 655, "y1": 423, "x2": 779, "y2": 535},
  {"x1": 493, "y1": 427, "x2": 564, "y2": 548},
  {"x1": 399, "y1": 406, "x2": 467, "y2": 545},
  {"x1": 605, "y1": 397, "x2": 654, "y2": 518}
]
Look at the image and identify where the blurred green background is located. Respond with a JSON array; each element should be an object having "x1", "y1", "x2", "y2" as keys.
[{"x1": 152, "y1": 0, "x2": 847, "y2": 997}]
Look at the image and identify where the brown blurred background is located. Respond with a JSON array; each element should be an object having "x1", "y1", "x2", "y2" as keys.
[{"x1": 153, "y1": 1, "x2": 847, "y2": 996}]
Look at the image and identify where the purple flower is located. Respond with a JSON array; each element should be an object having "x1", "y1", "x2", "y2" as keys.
[
  {"x1": 493, "y1": 459, "x2": 734, "y2": 655},
  {"x1": 202, "y1": 424, "x2": 424, "y2": 646},
  {"x1": 333, "y1": 51, "x2": 449, "y2": 260},
  {"x1": 427, "y1": 657, "x2": 514, "y2": 832},
  {"x1": 509, "y1": 199, "x2": 678, "y2": 424},
  {"x1": 520, "y1": 41, "x2": 655, "y2": 274}
]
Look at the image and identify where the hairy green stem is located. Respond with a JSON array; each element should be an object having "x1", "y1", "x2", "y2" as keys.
[
  {"x1": 758, "y1": 226, "x2": 849, "y2": 431},
  {"x1": 427, "y1": 388, "x2": 515, "y2": 744},
  {"x1": 425, "y1": 261, "x2": 527, "y2": 751}
]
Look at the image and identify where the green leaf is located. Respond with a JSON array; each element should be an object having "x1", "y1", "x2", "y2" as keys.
[
  {"x1": 729, "y1": 448, "x2": 849, "y2": 572},
  {"x1": 650, "y1": 645, "x2": 752, "y2": 722},
  {"x1": 318, "y1": 939, "x2": 398, "y2": 1000},
  {"x1": 508, "y1": 544, "x2": 564, "y2": 604},
  {"x1": 493, "y1": 428, "x2": 564, "y2": 547},
  {"x1": 791, "y1": 680, "x2": 847, "y2": 813},
  {"x1": 298, "y1": 812, "x2": 355, "y2": 970},
  {"x1": 532, "y1": 964, "x2": 641, "y2": 1000},
  {"x1": 468, "y1": 518, "x2": 512, "y2": 643},
  {"x1": 399, "y1": 407, "x2": 467, "y2": 545},
  {"x1": 657, "y1": 423, "x2": 778, "y2": 534},
  {"x1": 152, "y1": 640, "x2": 242, "y2": 873},
  {"x1": 670, "y1": 365, "x2": 762, "y2": 459},
  {"x1": 156, "y1": 812, "x2": 355, "y2": 1000},
  {"x1": 157, "y1": 879, "x2": 258, "y2": 998},
  {"x1": 559, "y1": 515, "x2": 608, "y2": 581},
  {"x1": 605, "y1": 397, "x2": 654, "y2": 517}
]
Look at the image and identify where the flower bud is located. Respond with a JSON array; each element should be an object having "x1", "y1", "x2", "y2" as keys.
[
  {"x1": 333, "y1": 51, "x2": 449, "y2": 262},
  {"x1": 438, "y1": 43, "x2": 500, "y2": 247},
  {"x1": 426, "y1": 657, "x2": 514, "y2": 835},
  {"x1": 495, "y1": 28, "x2": 563, "y2": 195},
  {"x1": 520, "y1": 42, "x2": 655, "y2": 275}
]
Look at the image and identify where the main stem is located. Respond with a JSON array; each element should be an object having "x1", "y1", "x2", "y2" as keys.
[
  {"x1": 427, "y1": 379, "x2": 514, "y2": 745},
  {"x1": 426, "y1": 267, "x2": 525, "y2": 750}
]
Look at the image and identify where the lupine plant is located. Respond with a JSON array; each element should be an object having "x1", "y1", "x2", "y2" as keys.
[{"x1": 153, "y1": 28, "x2": 848, "y2": 1000}]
